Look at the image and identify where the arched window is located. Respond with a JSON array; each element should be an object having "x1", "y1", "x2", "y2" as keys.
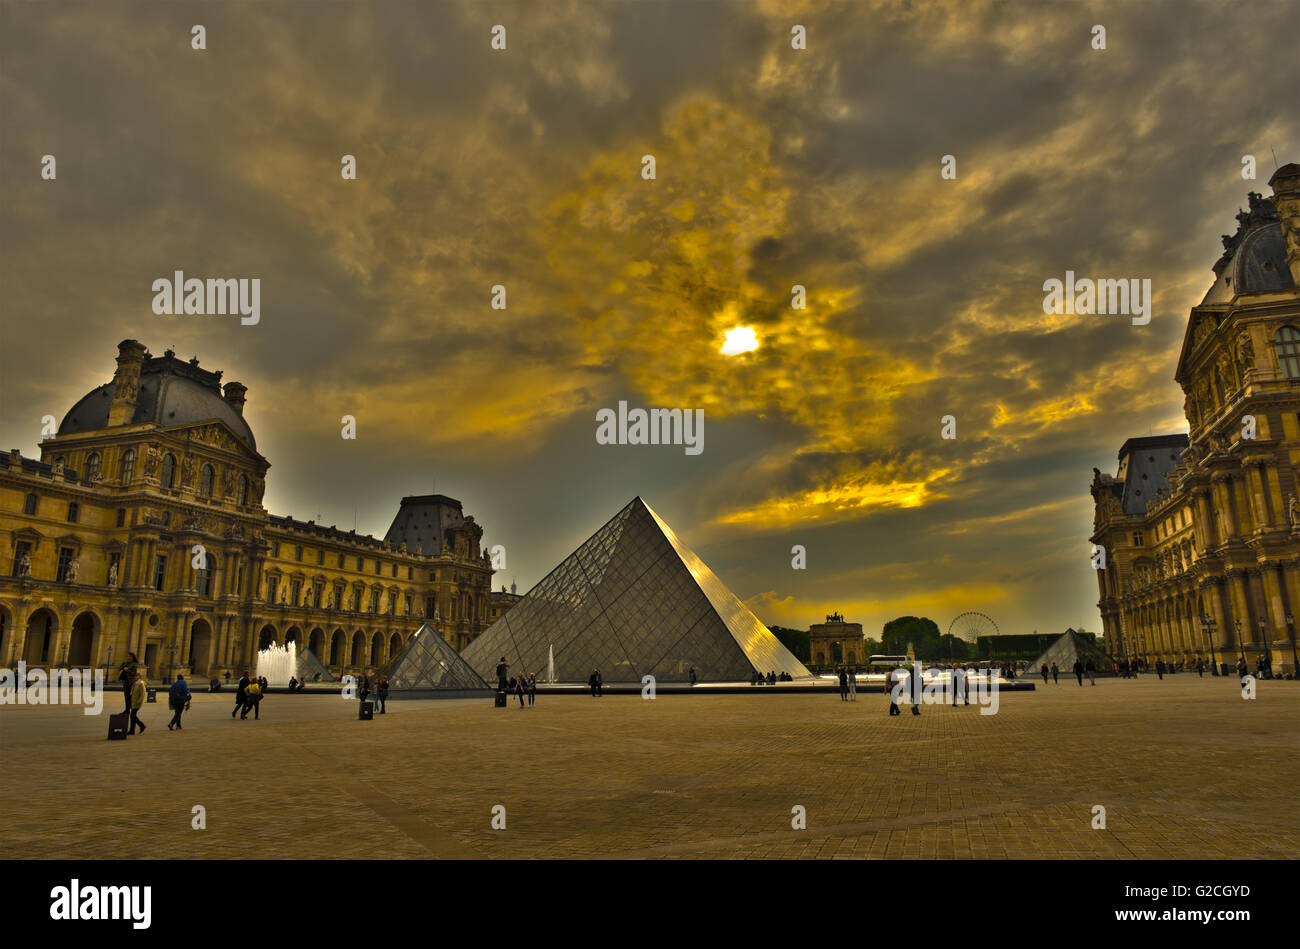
[
  {"x1": 85, "y1": 452, "x2": 101, "y2": 481},
  {"x1": 199, "y1": 464, "x2": 214, "y2": 499},
  {"x1": 160, "y1": 454, "x2": 176, "y2": 489},
  {"x1": 120, "y1": 450, "x2": 136, "y2": 484},
  {"x1": 1274, "y1": 325, "x2": 1300, "y2": 379},
  {"x1": 237, "y1": 474, "x2": 249, "y2": 506}
]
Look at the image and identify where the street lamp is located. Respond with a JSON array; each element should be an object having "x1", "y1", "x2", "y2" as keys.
[
  {"x1": 166, "y1": 640, "x2": 177, "y2": 683},
  {"x1": 1258, "y1": 616, "x2": 1268, "y2": 677},
  {"x1": 1287, "y1": 612, "x2": 1299, "y2": 681},
  {"x1": 1234, "y1": 619, "x2": 1246, "y2": 666},
  {"x1": 1201, "y1": 614, "x2": 1219, "y2": 675}
]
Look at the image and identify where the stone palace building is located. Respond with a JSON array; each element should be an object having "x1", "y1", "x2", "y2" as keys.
[
  {"x1": 0, "y1": 340, "x2": 499, "y2": 680},
  {"x1": 1091, "y1": 164, "x2": 1300, "y2": 673}
]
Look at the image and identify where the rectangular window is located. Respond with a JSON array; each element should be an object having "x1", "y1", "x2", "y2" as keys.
[
  {"x1": 154, "y1": 555, "x2": 167, "y2": 591},
  {"x1": 57, "y1": 547, "x2": 76, "y2": 582},
  {"x1": 376, "y1": 561, "x2": 382, "y2": 575},
  {"x1": 67, "y1": 502, "x2": 79, "y2": 523},
  {"x1": 392, "y1": 563, "x2": 397, "y2": 578},
  {"x1": 24, "y1": 494, "x2": 38, "y2": 516},
  {"x1": 267, "y1": 576, "x2": 279, "y2": 604},
  {"x1": 388, "y1": 594, "x2": 396, "y2": 615},
  {"x1": 272, "y1": 542, "x2": 280, "y2": 558},
  {"x1": 236, "y1": 564, "x2": 244, "y2": 596},
  {"x1": 116, "y1": 508, "x2": 126, "y2": 527},
  {"x1": 426, "y1": 596, "x2": 437, "y2": 618},
  {"x1": 295, "y1": 546, "x2": 303, "y2": 562},
  {"x1": 12, "y1": 541, "x2": 33, "y2": 577},
  {"x1": 291, "y1": 579, "x2": 302, "y2": 605},
  {"x1": 357, "y1": 556, "x2": 364, "y2": 571},
  {"x1": 404, "y1": 594, "x2": 412, "y2": 614},
  {"x1": 334, "y1": 584, "x2": 344, "y2": 608},
  {"x1": 406, "y1": 566, "x2": 412, "y2": 580},
  {"x1": 1133, "y1": 531, "x2": 1144, "y2": 547},
  {"x1": 370, "y1": 591, "x2": 380, "y2": 613},
  {"x1": 317, "y1": 549, "x2": 324, "y2": 565},
  {"x1": 337, "y1": 553, "x2": 344, "y2": 568}
]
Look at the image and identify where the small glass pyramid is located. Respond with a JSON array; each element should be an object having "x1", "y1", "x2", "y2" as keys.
[{"x1": 384, "y1": 623, "x2": 491, "y2": 691}]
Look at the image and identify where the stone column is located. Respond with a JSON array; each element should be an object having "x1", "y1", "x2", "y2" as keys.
[
  {"x1": 1244, "y1": 459, "x2": 1271, "y2": 531},
  {"x1": 1212, "y1": 474, "x2": 1238, "y2": 541}
]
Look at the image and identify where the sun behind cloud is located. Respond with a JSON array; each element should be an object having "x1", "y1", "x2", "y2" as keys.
[{"x1": 721, "y1": 326, "x2": 759, "y2": 355}]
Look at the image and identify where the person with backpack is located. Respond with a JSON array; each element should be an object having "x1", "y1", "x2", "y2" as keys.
[{"x1": 167, "y1": 673, "x2": 191, "y2": 730}]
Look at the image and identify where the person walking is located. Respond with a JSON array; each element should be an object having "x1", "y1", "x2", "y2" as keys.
[
  {"x1": 1196, "y1": 657, "x2": 1204, "y2": 678},
  {"x1": 515, "y1": 673, "x2": 527, "y2": 708},
  {"x1": 358, "y1": 673, "x2": 371, "y2": 704},
  {"x1": 117, "y1": 653, "x2": 139, "y2": 714},
  {"x1": 1156, "y1": 659, "x2": 1165, "y2": 680},
  {"x1": 233, "y1": 672, "x2": 249, "y2": 718},
  {"x1": 376, "y1": 676, "x2": 389, "y2": 714},
  {"x1": 127, "y1": 671, "x2": 148, "y2": 735},
  {"x1": 1050, "y1": 662, "x2": 1059, "y2": 685},
  {"x1": 910, "y1": 663, "x2": 922, "y2": 716},
  {"x1": 1073, "y1": 659, "x2": 1084, "y2": 686},
  {"x1": 887, "y1": 665, "x2": 901, "y2": 716},
  {"x1": 688, "y1": 667, "x2": 697, "y2": 687},
  {"x1": 848, "y1": 667, "x2": 858, "y2": 702},
  {"x1": 527, "y1": 673, "x2": 536, "y2": 706},
  {"x1": 1085, "y1": 659, "x2": 1096, "y2": 686},
  {"x1": 1040, "y1": 663, "x2": 1049, "y2": 685},
  {"x1": 167, "y1": 673, "x2": 191, "y2": 730},
  {"x1": 595, "y1": 669, "x2": 603, "y2": 697},
  {"x1": 589, "y1": 669, "x2": 600, "y2": 698},
  {"x1": 242, "y1": 677, "x2": 261, "y2": 719},
  {"x1": 838, "y1": 666, "x2": 849, "y2": 702}
]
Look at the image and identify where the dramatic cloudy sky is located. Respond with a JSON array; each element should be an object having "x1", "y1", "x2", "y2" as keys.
[{"x1": 2, "y1": 0, "x2": 1296, "y2": 638}]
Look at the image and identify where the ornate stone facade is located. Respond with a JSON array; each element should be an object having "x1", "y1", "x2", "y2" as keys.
[
  {"x1": 1091, "y1": 165, "x2": 1300, "y2": 673},
  {"x1": 0, "y1": 341, "x2": 498, "y2": 681}
]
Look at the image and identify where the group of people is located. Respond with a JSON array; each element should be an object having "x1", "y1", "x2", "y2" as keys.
[
  {"x1": 232, "y1": 673, "x2": 267, "y2": 719},
  {"x1": 356, "y1": 673, "x2": 390, "y2": 713},
  {"x1": 115, "y1": 652, "x2": 192, "y2": 733},
  {"x1": 494, "y1": 657, "x2": 539, "y2": 705},
  {"x1": 750, "y1": 670, "x2": 793, "y2": 685}
]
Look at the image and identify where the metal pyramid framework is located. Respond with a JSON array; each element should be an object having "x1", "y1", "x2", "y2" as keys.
[
  {"x1": 383, "y1": 623, "x2": 491, "y2": 693},
  {"x1": 1025, "y1": 629, "x2": 1115, "y2": 675},
  {"x1": 462, "y1": 497, "x2": 812, "y2": 683}
]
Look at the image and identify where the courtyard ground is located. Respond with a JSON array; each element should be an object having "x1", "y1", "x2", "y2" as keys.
[{"x1": 1, "y1": 674, "x2": 1295, "y2": 859}]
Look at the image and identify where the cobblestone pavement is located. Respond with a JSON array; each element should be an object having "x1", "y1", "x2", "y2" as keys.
[{"x1": 2, "y1": 676, "x2": 1296, "y2": 859}]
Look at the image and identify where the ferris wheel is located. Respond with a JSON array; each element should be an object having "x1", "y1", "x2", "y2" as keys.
[{"x1": 948, "y1": 611, "x2": 999, "y2": 643}]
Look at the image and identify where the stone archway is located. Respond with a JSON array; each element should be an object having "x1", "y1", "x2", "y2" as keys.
[
  {"x1": 189, "y1": 618, "x2": 214, "y2": 676},
  {"x1": 389, "y1": 632, "x2": 402, "y2": 662},
  {"x1": 350, "y1": 630, "x2": 366, "y2": 667},
  {"x1": 370, "y1": 631, "x2": 384, "y2": 665},
  {"x1": 258, "y1": 625, "x2": 278, "y2": 651},
  {"x1": 285, "y1": 627, "x2": 302, "y2": 650},
  {"x1": 308, "y1": 627, "x2": 325, "y2": 658},
  {"x1": 24, "y1": 609, "x2": 57, "y2": 664},
  {"x1": 329, "y1": 629, "x2": 345, "y2": 667},
  {"x1": 68, "y1": 611, "x2": 97, "y2": 667}
]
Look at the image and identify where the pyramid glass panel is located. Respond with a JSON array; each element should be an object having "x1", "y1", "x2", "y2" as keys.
[
  {"x1": 462, "y1": 497, "x2": 812, "y2": 682},
  {"x1": 384, "y1": 624, "x2": 491, "y2": 691}
]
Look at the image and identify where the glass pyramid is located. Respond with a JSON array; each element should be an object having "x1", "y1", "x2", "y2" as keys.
[
  {"x1": 384, "y1": 623, "x2": 491, "y2": 692},
  {"x1": 295, "y1": 647, "x2": 336, "y2": 683},
  {"x1": 461, "y1": 497, "x2": 812, "y2": 683}
]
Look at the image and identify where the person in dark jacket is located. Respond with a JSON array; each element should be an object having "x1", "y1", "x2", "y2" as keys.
[
  {"x1": 376, "y1": 676, "x2": 389, "y2": 714},
  {"x1": 232, "y1": 672, "x2": 249, "y2": 718},
  {"x1": 589, "y1": 669, "x2": 599, "y2": 697},
  {"x1": 514, "y1": 673, "x2": 527, "y2": 708},
  {"x1": 118, "y1": 653, "x2": 139, "y2": 713},
  {"x1": 887, "y1": 665, "x2": 901, "y2": 716},
  {"x1": 689, "y1": 667, "x2": 697, "y2": 687},
  {"x1": 1073, "y1": 660, "x2": 1084, "y2": 686},
  {"x1": 167, "y1": 674, "x2": 191, "y2": 730},
  {"x1": 527, "y1": 673, "x2": 536, "y2": 706},
  {"x1": 838, "y1": 667, "x2": 849, "y2": 702},
  {"x1": 1196, "y1": 657, "x2": 1204, "y2": 678},
  {"x1": 1040, "y1": 663, "x2": 1049, "y2": 684},
  {"x1": 1156, "y1": 659, "x2": 1165, "y2": 680},
  {"x1": 495, "y1": 657, "x2": 510, "y2": 691}
]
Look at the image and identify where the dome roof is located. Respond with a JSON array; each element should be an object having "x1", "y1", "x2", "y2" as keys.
[
  {"x1": 1200, "y1": 193, "x2": 1296, "y2": 304},
  {"x1": 59, "y1": 351, "x2": 256, "y2": 449}
]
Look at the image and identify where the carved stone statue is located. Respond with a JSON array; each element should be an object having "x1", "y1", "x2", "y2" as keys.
[
  {"x1": 17, "y1": 551, "x2": 32, "y2": 577},
  {"x1": 399, "y1": 542, "x2": 407, "y2": 554},
  {"x1": 180, "y1": 456, "x2": 196, "y2": 487},
  {"x1": 279, "y1": 586, "x2": 287, "y2": 604},
  {"x1": 143, "y1": 446, "x2": 161, "y2": 477},
  {"x1": 65, "y1": 557, "x2": 79, "y2": 583},
  {"x1": 1237, "y1": 331, "x2": 1256, "y2": 377},
  {"x1": 108, "y1": 560, "x2": 119, "y2": 586},
  {"x1": 221, "y1": 468, "x2": 236, "y2": 498},
  {"x1": 1289, "y1": 495, "x2": 1299, "y2": 529}
]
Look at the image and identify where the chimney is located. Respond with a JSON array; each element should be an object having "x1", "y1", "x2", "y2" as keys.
[
  {"x1": 1268, "y1": 162, "x2": 1300, "y2": 286},
  {"x1": 108, "y1": 339, "x2": 148, "y2": 426},
  {"x1": 223, "y1": 381, "x2": 247, "y2": 416}
]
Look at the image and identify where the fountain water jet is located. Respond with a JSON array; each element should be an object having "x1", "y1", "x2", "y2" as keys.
[{"x1": 257, "y1": 642, "x2": 298, "y2": 687}]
